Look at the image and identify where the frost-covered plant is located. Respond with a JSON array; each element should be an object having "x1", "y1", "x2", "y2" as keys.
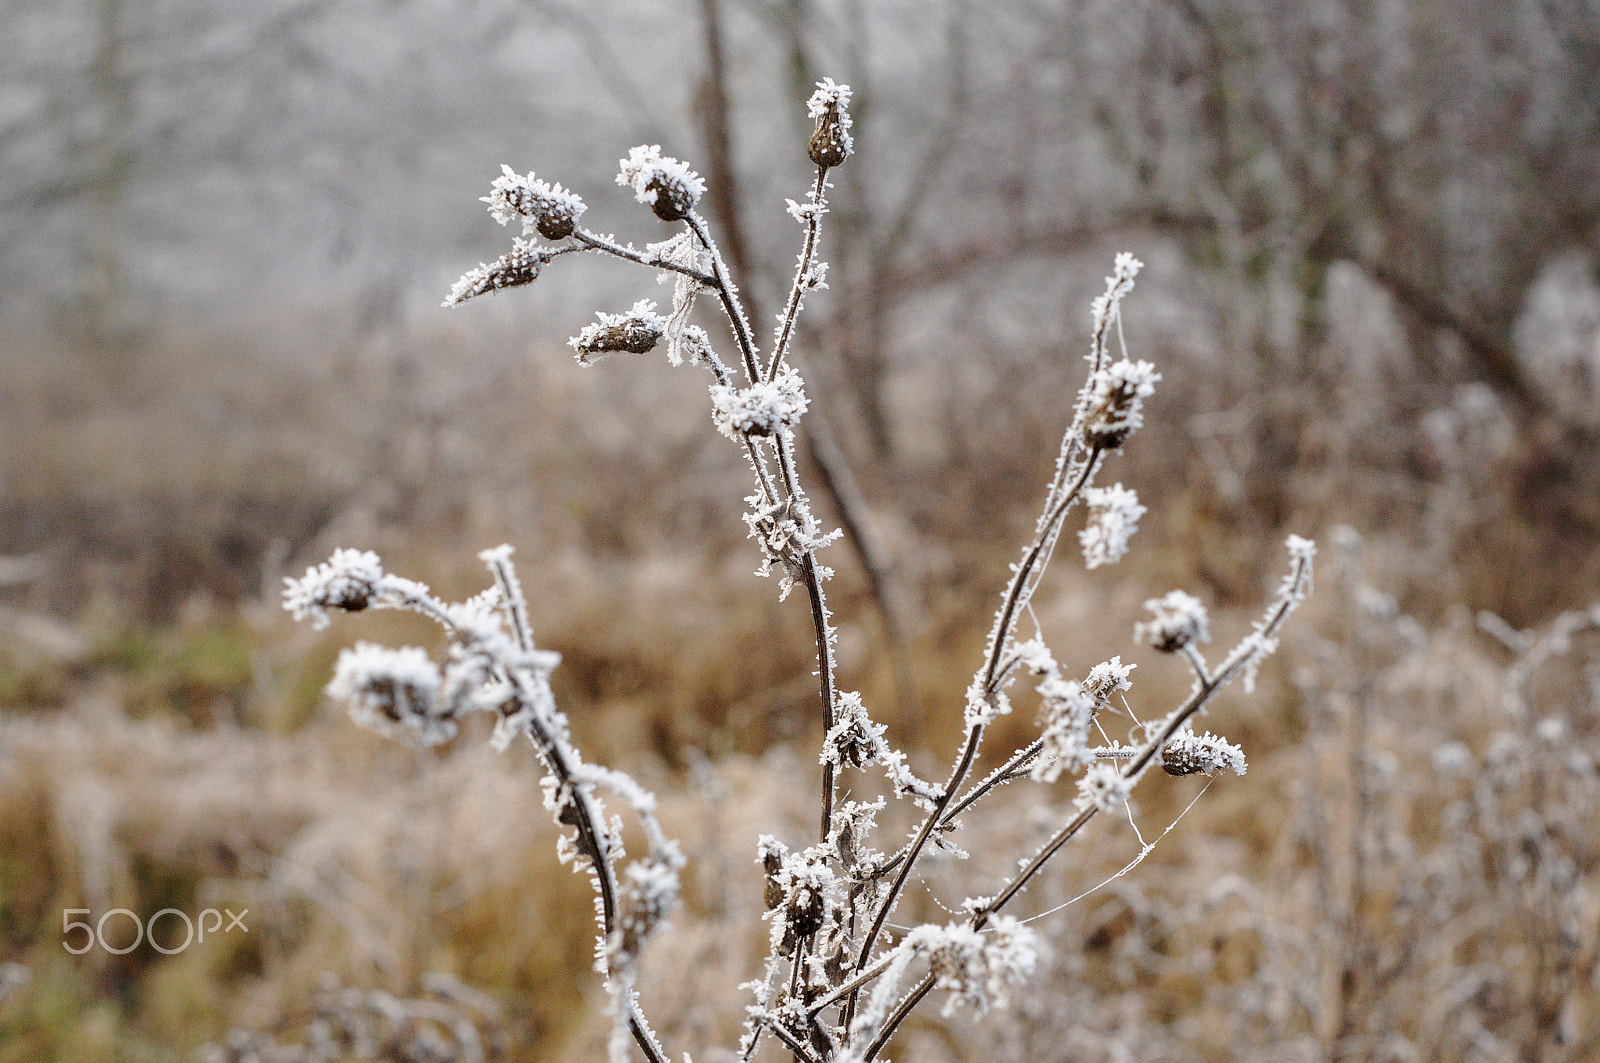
[
  {"x1": 201, "y1": 973, "x2": 503, "y2": 1063},
  {"x1": 285, "y1": 78, "x2": 1314, "y2": 1063}
]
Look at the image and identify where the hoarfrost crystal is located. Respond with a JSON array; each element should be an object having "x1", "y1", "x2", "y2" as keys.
[
  {"x1": 484, "y1": 164, "x2": 587, "y2": 240},
  {"x1": 328, "y1": 643, "x2": 453, "y2": 746},
  {"x1": 1161, "y1": 729, "x2": 1248, "y2": 776},
  {"x1": 1079, "y1": 483, "x2": 1146, "y2": 568},
  {"x1": 1137, "y1": 589, "x2": 1211, "y2": 652},
  {"x1": 710, "y1": 366, "x2": 808, "y2": 439},
  {"x1": 617, "y1": 145, "x2": 705, "y2": 221},
  {"x1": 282, "y1": 548, "x2": 386, "y2": 629}
]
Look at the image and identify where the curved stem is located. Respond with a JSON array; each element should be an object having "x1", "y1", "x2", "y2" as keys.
[
  {"x1": 845, "y1": 446, "x2": 1101, "y2": 1028},
  {"x1": 864, "y1": 546, "x2": 1315, "y2": 1059},
  {"x1": 513, "y1": 679, "x2": 668, "y2": 1063},
  {"x1": 771, "y1": 434, "x2": 840, "y2": 842},
  {"x1": 980, "y1": 550, "x2": 1311, "y2": 927},
  {"x1": 802, "y1": 549, "x2": 837, "y2": 840}
]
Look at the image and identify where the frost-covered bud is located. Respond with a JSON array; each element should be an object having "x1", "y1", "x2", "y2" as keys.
[
  {"x1": 710, "y1": 365, "x2": 808, "y2": 438},
  {"x1": 1074, "y1": 761, "x2": 1132, "y2": 813},
  {"x1": 822, "y1": 691, "x2": 883, "y2": 770},
  {"x1": 283, "y1": 548, "x2": 385, "y2": 629},
  {"x1": 612, "y1": 859, "x2": 680, "y2": 965},
  {"x1": 758, "y1": 835, "x2": 789, "y2": 910},
  {"x1": 483, "y1": 165, "x2": 587, "y2": 239},
  {"x1": 1136, "y1": 589, "x2": 1210, "y2": 652},
  {"x1": 1079, "y1": 483, "x2": 1146, "y2": 568},
  {"x1": 1161, "y1": 729, "x2": 1247, "y2": 776},
  {"x1": 1082, "y1": 359, "x2": 1160, "y2": 449},
  {"x1": 570, "y1": 299, "x2": 666, "y2": 364},
  {"x1": 1081, "y1": 656, "x2": 1135, "y2": 706},
  {"x1": 772, "y1": 851, "x2": 839, "y2": 954},
  {"x1": 445, "y1": 239, "x2": 546, "y2": 307},
  {"x1": 1032, "y1": 673, "x2": 1096, "y2": 783},
  {"x1": 328, "y1": 642, "x2": 455, "y2": 746},
  {"x1": 806, "y1": 78, "x2": 854, "y2": 168},
  {"x1": 914, "y1": 917, "x2": 1040, "y2": 1017},
  {"x1": 831, "y1": 799, "x2": 883, "y2": 871},
  {"x1": 617, "y1": 145, "x2": 705, "y2": 221}
]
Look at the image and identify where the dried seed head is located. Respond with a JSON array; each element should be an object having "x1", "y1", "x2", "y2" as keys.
[
  {"x1": 590, "y1": 321, "x2": 660, "y2": 355},
  {"x1": 646, "y1": 174, "x2": 695, "y2": 221},
  {"x1": 535, "y1": 211, "x2": 576, "y2": 241},
  {"x1": 612, "y1": 859, "x2": 679, "y2": 965},
  {"x1": 444, "y1": 239, "x2": 546, "y2": 307},
  {"x1": 327, "y1": 643, "x2": 456, "y2": 746},
  {"x1": 482, "y1": 165, "x2": 587, "y2": 239},
  {"x1": 769, "y1": 850, "x2": 839, "y2": 953},
  {"x1": 1161, "y1": 729, "x2": 1247, "y2": 776},
  {"x1": 570, "y1": 299, "x2": 668, "y2": 364},
  {"x1": 805, "y1": 78, "x2": 854, "y2": 168},
  {"x1": 1081, "y1": 359, "x2": 1160, "y2": 449},
  {"x1": 758, "y1": 835, "x2": 789, "y2": 909},
  {"x1": 1136, "y1": 590, "x2": 1210, "y2": 653},
  {"x1": 1081, "y1": 656, "x2": 1135, "y2": 706},
  {"x1": 822, "y1": 691, "x2": 880, "y2": 770},
  {"x1": 617, "y1": 145, "x2": 705, "y2": 222},
  {"x1": 282, "y1": 548, "x2": 386, "y2": 627}
]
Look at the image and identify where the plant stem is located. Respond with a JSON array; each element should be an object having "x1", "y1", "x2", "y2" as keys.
[
  {"x1": 686, "y1": 212, "x2": 763, "y2": 385},
  {"x1": 767, "y1": 166, "x2": 830, "y2": 382}
]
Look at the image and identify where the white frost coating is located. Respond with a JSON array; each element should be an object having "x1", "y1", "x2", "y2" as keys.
[
  {"x1": 1082, "y1": 358, "x2": 1160, "y2": 445},
  {"x1": 1079, "y1": 483, "x2": 1146, "y2": 568},
  {"x1": 445, "y1": 238, "x2": 545, "y2": 307},
  {"x1": 1082, "y1": 656, "x2": 1135, "y2": 705},
  {"x1": 709, "y1": 365, "x2": 808, "y2": 439},
  {"x1": 282, "y1": 548, "x2": 386, "y2": 629},
  {"x1": 649, "y1": 232, "x2": 713, "y2": 366},
  {"x1": 910, "y1": 916, "x2": 1040, "y2": 1017},
  {"x1": 1021, "y1": 643, "x2": 1100, "y2": 783},
  {"x1": 785, "y1": 197, "x2": 823, "y2": 223},
  {"x1": 483, "y1": 164, "x2": 587, "y2": 234},
  {"x1": 1282, "y1": 535, "x2": 1318, "y2": 598},
  {"x1": 821, "y1": 691, "x2": 940, "y2": 804},
  {"x1": 1136, "y1": 589, "x2": 1211, "y2": 652},
  {"x1": 1074, "y1": 760, "x2": 1133, "y2": 813},
  {"x1": 1090, "y1": 252, "x2": 1143, "y2": 337},
  {"x1": 1161, "y1": 728, "x2": 1248, "y2": 776},
  {"x1": 569, "y1": 299, "x2": 667, "y2": 364},
  {"x1": 806, "y1": 77, "x2": 854, "y2": 157},
  {"x1": 328, "y1": 642, "x2": 454, "y2": 746},
  {"x1": 617, "y1": 145, "x2": 705, "y2": 214},
  {"x1": 806, "y1": 78, "x2": 853, "y2": 122}
]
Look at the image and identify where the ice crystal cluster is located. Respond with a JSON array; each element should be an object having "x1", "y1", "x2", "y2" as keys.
[{"x1": 286, "y1": 78, "x2": 1315, "y2": 1063}]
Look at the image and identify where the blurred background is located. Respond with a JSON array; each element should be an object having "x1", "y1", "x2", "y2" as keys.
[{"x1": 2, "y1": 0, "x2": 1598, "y2": 1060}]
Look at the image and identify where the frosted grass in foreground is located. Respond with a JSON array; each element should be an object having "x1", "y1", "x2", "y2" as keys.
[{"x1": 286, "y1": 77, "x2": 1314, "y2": 1063}]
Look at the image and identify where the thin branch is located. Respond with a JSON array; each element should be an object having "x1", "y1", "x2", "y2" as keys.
[
  {"x1": 864, "y1": 544, "x2": 1314, "y2": 1058},
  {"x1": 982, "y1": 448, "x2": 1104, "y2": 696},
  {"x1": 572, "y1": 228, "x2": 717, "y2": 286},
  {"x1": 850, "y1": 720, "x2": 985, "y2": 986},
  {"x1": 768, "y1": 166, "x2": 830, "y2": 381},
  {"x1": 686, "y1": 211, "x2": 764, "y2": 384}
]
